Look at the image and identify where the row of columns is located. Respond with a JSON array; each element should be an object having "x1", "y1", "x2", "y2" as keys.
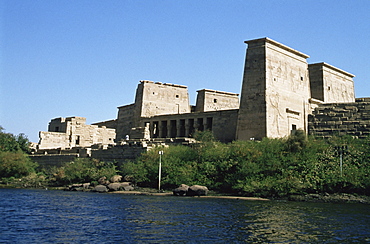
[{"x1": 147, "y1": 117, "x2": 213, "y2": 138}]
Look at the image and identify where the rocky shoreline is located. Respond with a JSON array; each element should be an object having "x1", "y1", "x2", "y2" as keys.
[
  {"x1": 1, "y1": 183, "x2": 369, "y2": 204},
  {"x1": 287, "y1": 193, "x2": 370, "y2": 204},
  {"x1": 108, "y1": 188, "x2": 370, "y2": 204}
]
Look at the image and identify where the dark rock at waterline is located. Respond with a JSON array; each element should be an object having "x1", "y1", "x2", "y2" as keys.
[
  {"x1": 187, "y1": 185, "x2": 209, "y2": 196},
  {"x1": 173, "y1": 184, "x2": 208, "y2": 196},
  {"x1": 107, "y1": 182, "x2": 134, "y2": 191},
  {"x1": 173, "y1": 184, "x2": 189, "y2": 196},
  {"x1": 65, "y1": 183, "x2": 91, "y2": 191}
]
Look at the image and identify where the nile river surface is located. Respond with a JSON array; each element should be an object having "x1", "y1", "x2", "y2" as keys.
[{"x1": 0, "y1": 189, "x2": 369, "y2": 243}]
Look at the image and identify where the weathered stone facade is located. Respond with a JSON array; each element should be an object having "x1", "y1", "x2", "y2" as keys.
[
  {"x1": 236, "y1": 38, "x2": 355, "y2": 140},
  {"x1": 38, "y1": 116, "x2": 116, "y2": 150},
  {"x1": 115, "y1": 80, "x2": 240, "y2": 142},
  {"x1": 309, "y1": 62, "x2": 355, "y2": 103},
  {"x1": 34, "y1": 37, "x2": 366, "y2": 165}
]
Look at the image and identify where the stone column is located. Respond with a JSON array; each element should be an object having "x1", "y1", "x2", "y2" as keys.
[
  {"x1": 176, "y1": 119, "x2": 181, "y2": 137},
  {"x1": 159, "y1": 121, "x2": 164, "y2": 138},
  {"x1": 185, "y1": 120, "x2": 190, "y2": 137},
  {"x1": 167, "y1": 121, "x2": 171, "y2": 138},
  {"x1": 203, "y1": 118, "x2": 207, "y2": 131}
]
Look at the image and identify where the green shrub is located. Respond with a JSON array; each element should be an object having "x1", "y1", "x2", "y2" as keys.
[
  {"x1": 119, "y1": 134, "x2": 370, "y2": 196},
  {"x1": 53, "y1": 158, "x2": 117, "y2": 185},
  {"x1": 0, "y1": 151, "x2": 37, "y2": 179}
]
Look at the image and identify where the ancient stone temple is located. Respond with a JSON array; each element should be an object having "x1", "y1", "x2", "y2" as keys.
[
  {"x1": 236, "y1": 38, "x2": 355, "y2": 140},
  {"x1": 34, "y1": 37, "x2": 369, "y2": 164}
]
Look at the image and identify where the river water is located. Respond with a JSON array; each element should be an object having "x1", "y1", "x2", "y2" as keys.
[{"x1": 0, "y1": 189, "x2": 369, "y2": 243}]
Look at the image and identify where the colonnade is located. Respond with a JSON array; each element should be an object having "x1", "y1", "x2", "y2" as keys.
[{"x1": 146, "y1": 117, "x2": 213, "y2": 138}]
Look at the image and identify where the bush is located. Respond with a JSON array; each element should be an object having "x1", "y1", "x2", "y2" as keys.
[
  {"x1": 0, "y1": 151, "x2": 37, "y2": 179},
  {"x1": 121, "y1": 133, "x2": 370, "y2": 197},
  {"x1": 52, "y1": 158, "x2": 117, "y2": 185}
]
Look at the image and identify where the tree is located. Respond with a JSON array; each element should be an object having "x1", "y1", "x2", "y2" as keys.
[
  {"x1": 0, "y1": 126, "x2": 20, "y2": 152},
  {"x1": 0, "y1": 126, "x2": 31, "y2": 153},
  {"x1": 0, "y1": 127, "x2": 36, "y2": 179}
]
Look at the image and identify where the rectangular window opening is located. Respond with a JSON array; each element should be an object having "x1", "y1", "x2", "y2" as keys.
[{"x1": 75, "y1": 135, "x2": 80, "y2": 145}]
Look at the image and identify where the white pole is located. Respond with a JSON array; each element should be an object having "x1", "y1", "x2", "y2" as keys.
[
  {"x1": 158, "y1": 151, "x2": 163, "y2": 192},
  {"x1": 340, "y1": 150, "x2": 343, "y2": 177}
]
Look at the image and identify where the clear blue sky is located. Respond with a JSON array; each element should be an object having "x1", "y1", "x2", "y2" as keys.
[{"x1": 1, "y1": 0, "x2": 370, "y2": 142}]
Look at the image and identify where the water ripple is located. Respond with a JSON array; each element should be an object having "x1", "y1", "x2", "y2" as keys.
[{"x1": 0, "y1": 189, "x2": 369, "y2": 243}]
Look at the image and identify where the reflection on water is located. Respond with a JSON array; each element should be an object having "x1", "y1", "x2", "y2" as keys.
[
  {"x1": 0, "y1": 189, "x2": 369, "y2": 243},
  {"x1": 243, "y1": 201, "x2": 370, "y2": 243}
]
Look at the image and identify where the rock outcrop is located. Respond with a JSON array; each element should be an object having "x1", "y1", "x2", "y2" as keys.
[{"x1": 173, "y1": 184, "x2": 208, "y2": 196}]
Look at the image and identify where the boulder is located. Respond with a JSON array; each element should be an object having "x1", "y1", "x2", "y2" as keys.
[
  {"x1": 65, "y1": 183, "x2": 88, "y2": 191},
  {"x1": 110, "y1": 175, "x2": 122, "y2": 183},
  {"x1": 107, "y1": 183, "x2": 123, "y2": 191},
  {"x1": 187, "y1": 185, "x2": 208, "y2": 196},
  {"x1": 120, "y1": 182, "x2": 134, "y2": 191},
  {"x1": 98, "y1": 176, "x2": 110, "y2": 185},
  {"x1": 94, "y1": 185, "x2": 108, "y2": 193},
  {"x1": 123, "y1": 185, "x2": 134, "y2": 191},
  {"x1": 107, "y1": 182, "x2": 134, "y2": 191},
  {"x1": 82, "y1": 183, "x2": 90, "y2": 189},
  {"x1": 173, "y1": 184, "x2": 189, "y2": 196}
]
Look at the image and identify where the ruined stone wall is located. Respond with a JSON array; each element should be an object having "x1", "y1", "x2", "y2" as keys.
[
  {"x1": 38, "y1": 117, "x2": 116, "y2": 150},
  {"x1": 309, "y1": 98, "x2": 370, "y2": 138},
  {"x1": 48, "y1": 117, "x2": 70, "y2": 132},
  {"x1": 309, "y1": 62, "x2": 355, "y2": 103},
  {"x1": 30, "y1": 154, "x2": 78, "y2": 168},
  {"x1": 195, "y1": 89, "x2": 239, "y2": 112},
  {"x1": 38, "y1": 131, "x2": 67, "y2": 149},
  {"x1": 92, "y1": 119, "x2": 117, "y2": 130},
  {"x1": 91, "y1": 145, "x2": 148, "y2": 162}
]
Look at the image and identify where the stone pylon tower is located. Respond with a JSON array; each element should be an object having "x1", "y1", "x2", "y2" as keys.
[{"x1": 236, "y1": 38, "x2": 311, "y2": 140}]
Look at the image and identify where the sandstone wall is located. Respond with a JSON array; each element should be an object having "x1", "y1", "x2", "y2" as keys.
[
  {"x1": 92, "y1": 119, "x2": 117, "y2": 130},
  {"x1": 265, "y1": 38, "x2": 311, "y2": 138},
  {"x1": 141, "y1": 109, "x2": 238, "y2": 142},
  {"x1": 30, "y1": 154, "x2": 78, "y2": 168},
  {"x1": 135, "y1": 80, "x2": 191, "y2": 118},
  {"x1": 195, "y1": 89, "x2": 239, "y2": 112},
  {"x1": 309, "y1": 62, "x2": 355, "y2": 103},
  {"x1": 91, "y1": 144, "x2": 148, "y2": 162},
  {"x1": 309, "y1": 98, "x2": 370, "y2": 138},
  {"x1": 116, "y1": 104, "x2": 136, "y2": 141},
  {"x1": 237, "y1": 37, "x2": 310, "y2": 140},
  {"x1": 38, "y1": 117, "x2": 116, "y2": 150},
  {"x1": 236, "y1": 38, "x2": 267, "y2": 140},
  {"x1": 38, "y1": 132, "x2": 68, "y2": 149}
]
